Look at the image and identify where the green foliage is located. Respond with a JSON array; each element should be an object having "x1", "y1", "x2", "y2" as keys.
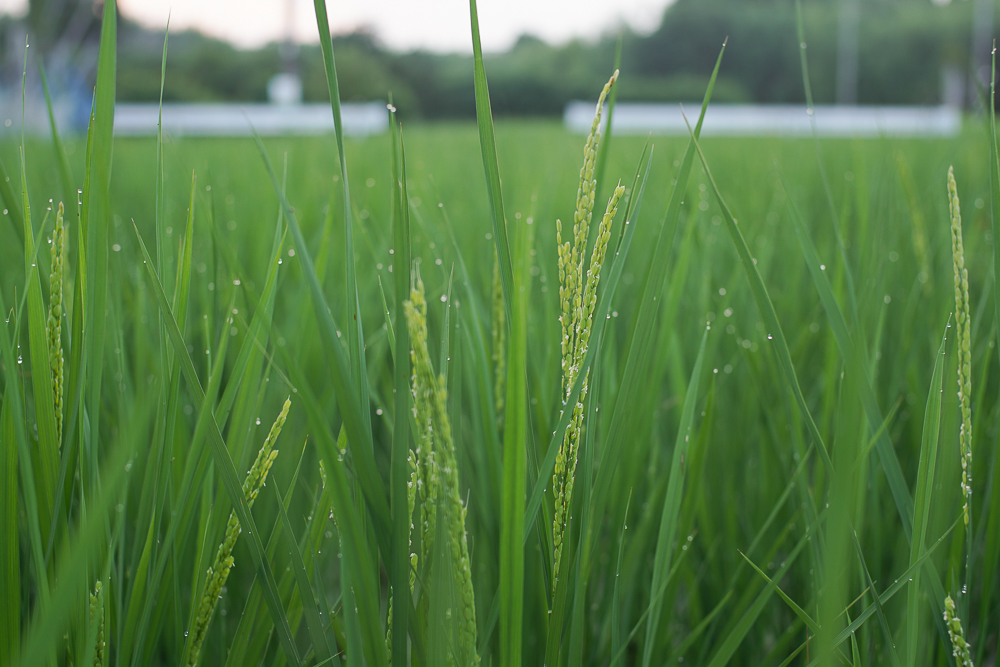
[
  {"x1": 80, "y1": 0, "x2": 992, "y2": 115},
  {"x1": 5, "y1": 3, "x2": 1000, "y2": 666}
]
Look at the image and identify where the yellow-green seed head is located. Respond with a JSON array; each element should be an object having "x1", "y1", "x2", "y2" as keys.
[
  {"x1": 89, "y1": 580, "x2": 105, "y2": 667},
  {"x1": 405, "y1": 273, "x2": 478, "y2": 666},
  {"x1": 948, "y1": 166, "x2": 972, "y2": 526},
  {"x1": 944, "y1": 595, "x2": 974, "y2": 667},
  {"x1": 48, "y1": 202, "x2": 66, "y2": 447},
  {"x1": 551, "y1": 78, "x2": 624, "y2": 597},
  {"x1": 559, "y1": 71, "x2": 619, "y2": 391},
  {"x1": 185, "y1": 399, "x2": 289, "y2": 667}
]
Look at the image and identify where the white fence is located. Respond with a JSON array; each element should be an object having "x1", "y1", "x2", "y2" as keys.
[
  {"x1": 114, "y1": 102, "x2": 389, "y2": 137},
  {"x1": 564, "y1": 102, "x2": 962, "y2": 137}
]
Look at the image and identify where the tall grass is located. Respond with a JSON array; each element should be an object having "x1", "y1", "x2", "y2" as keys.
[{"x1": 1, "y1": 2, "x2": 1000, "y2": 666}]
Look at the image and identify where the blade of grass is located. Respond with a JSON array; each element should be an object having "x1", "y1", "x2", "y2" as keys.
[
  {"x1": 265, "y1": 318, "x2": 406, "y2": 666},
  {"x1": 0, "y1": 394, "x2": 18, "y2": 664},
  {"x1": 826, "y1": 519, "x2": 958, "y2": 653},
  {"x1": 499, "y1": 210, "x2": 532, "y2": 667},
  {"x1": 309, "y1": 0, "x2": 372, "y2": 436},
  {"x1": 0, "y1": 294, "x2": 48, "y2": 612},
  {"x1": 312, "y1": 545, "x2": 343, "y2": 667},
  {"x1": 139, "y1": 288, "x2": 234, "y2": 667},
  {"x1": 82, "y1": 0, "x2": 117, "y2": 488},
  {"x1": 271, "y1": 479, "x2": 334, "y2": 664},
  {"x1": 38, "y1": 61, "x2": 75, "y2": 213},
  {"x1": 133, "y1": 226, "x2": 303, "y2": 667},
  {"x1": 671, "y1": 589, "x2": 735, "y2": 662},
  {"x1": 776, "y1": 166, "x2": 953, "y2": 654},
  {"x1": 125, "y1": 208, "x2": 285, "y2": 666},
  {"x1": 608, "y1": 540, "x2": 693, "y2": 666},
  {"x1": 642, "y1": 327, "x2": 708, "y2": 667},
  {"x1": 469, "y1": 0, "x2": 514, "y2": 324},
  {"x1": 780, "y1": 171, "x2": 914, "y2": 537},
  {"x1": 155, "y1": 19, "x2": 169, "y2": 278},
  {"x1": 565, "y1": 351, "x2": 602, "y2": 667},
  {"x1": 0, "y1": 155, "x2": 24, "y2": 245},
  {"x1": 15, "y1": 422, "x2": 136, "y2": 667},
  {"x1": 431, "y1": 201, "x2": 502, "y2": 554},
  {"x1": 20, "y1": 150, "x2": 60, "y2": 545},
  {"x1": 340, "y1": 502, "x2": 367, "y2": 667},
  {"x1": 586, "y1": 42, "x2": 727, "y2": 549},
  {"x1": 982, "y1": 43, "x2": 1000, "y2": 658},
  {"x1": 226, "y1": 441, "x2": 326, "y2": 667},
  {"x1": 250, "y1": 132, "x2": 391, "y2": 555},
  {"x1": 740, "y1": 553, "x2": 819, "y2": 633},
  {"x1": 685, "y1": 116, "x2": 833, "y2": 477},
  {"x1": 851, "y1": 531, "x2": 901, "y2": 667},
  {"x1": 906, "y1": 321, "x2": 947, "y2": 666},
  {"x1": 389, "y1": 109, "x2": 412, "y2": 667},
  {"x1": 703, "y1": 514, "x2": 822, "y2": 667},
  {"x1": 248, "y1": 148, "x2": 397, "y2": 665},
  {"x1": 792, "y1": 0, "x2": 859, "y2": 330},
  {"x1": 609, "y1": 492, "x2": 631, "y2": 667}
]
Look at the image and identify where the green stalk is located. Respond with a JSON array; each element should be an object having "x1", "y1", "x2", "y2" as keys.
[
  {"x1": 389, "y1": 108, "x2": 413, "y2": 667},
  {"x1": 499, "y1": 212, "x2": 533, "y2": 667}
]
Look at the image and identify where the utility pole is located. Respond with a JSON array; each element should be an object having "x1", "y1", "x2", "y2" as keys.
[
  {"x1": 836, "y1": 0, "x2": 861, "y2": 105},
  {"x1": 268, "y1": 0, "x2": 302, "y2": 104}
]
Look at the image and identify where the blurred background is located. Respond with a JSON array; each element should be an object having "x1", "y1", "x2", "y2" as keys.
[{"x1": 0, "y1": 0, "x2": 994, "y2": 130}]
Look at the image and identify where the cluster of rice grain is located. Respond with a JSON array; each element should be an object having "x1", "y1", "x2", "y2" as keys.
[
  {"x1": 47, "y1": 202, "x2": 66, "y2": 445},
  {"x1": 947, "y1": 166, "x2": 972, "y2": 526},
  {"x1": 89, "y1": 580, "x2": 105, "y2": 667},
  {"x1": 184, "y1": 398, "x2": 290, "y2": 667},
  {"x1": 944, "y1": 595, "x2": 974, "y2": 667},
  {"x1": 551, "y1": 70, "x2": 622, "y2": 587},
  {"x1": 405, "y1": 273, "x2": 478, "y2": 666}
]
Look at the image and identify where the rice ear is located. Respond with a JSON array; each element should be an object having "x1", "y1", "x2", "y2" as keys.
[
  {"x1": 47, "y1": 202, "x2": 66, "y2": 447},
  {"x1": 552, "y1": 180, "x2": 625, "y2": 590},
  {"x1": 943, "y1": 595, "x2": 974, "y2": 667},
  {"x1": 948, "y1": 166, "x2": 972, "y2": 527},
  {"x1": 184, "y1": 398, "x2": 290, "y2": 667},
  {"x1": 405, "y1": 277, "x2": 478, "y2": 666},
  {"x1": 88, "y1": 581, "x2": 105, "y2": 667}
]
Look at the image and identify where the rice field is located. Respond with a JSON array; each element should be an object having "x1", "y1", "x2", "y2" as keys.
[{"x1": 3, "y1": 1, "x2": 1000, "y2": 666}]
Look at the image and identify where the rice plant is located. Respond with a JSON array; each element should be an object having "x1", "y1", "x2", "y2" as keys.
[{"x1": 2, "y1": 0, "x2": 1000, "y2": 666}]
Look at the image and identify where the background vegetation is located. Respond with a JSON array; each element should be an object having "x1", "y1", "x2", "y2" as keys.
[
  {"x1": 0, "y1": 0, "x2": 994, "y2": 117},
  {"x1": 2, "y1": 0, "x2": 1000, "y2": 666}
]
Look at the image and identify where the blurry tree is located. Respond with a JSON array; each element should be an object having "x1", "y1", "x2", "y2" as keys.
[
  {"x1": 27, "y1": 0, "x2": 100, "y2": 55},
  {"x1": 635, "y1": 0, "x2": 977, "y2": 106},
  {"x1": 6, "y1": 0, "x2": 991, "y2": 117}
]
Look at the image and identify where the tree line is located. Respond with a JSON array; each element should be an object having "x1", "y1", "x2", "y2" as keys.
[{"x1": 1, "y1": 0, "x2": 992, "y2": 116}]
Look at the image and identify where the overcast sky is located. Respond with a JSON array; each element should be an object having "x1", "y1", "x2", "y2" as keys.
[{"x1": 0, "y1": 0, "x2": 671, "y2": 52}]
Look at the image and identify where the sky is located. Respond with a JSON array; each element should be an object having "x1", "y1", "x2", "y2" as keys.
[{"x1": 0, "y1": 0, "x2": 672, "y2": 52}]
